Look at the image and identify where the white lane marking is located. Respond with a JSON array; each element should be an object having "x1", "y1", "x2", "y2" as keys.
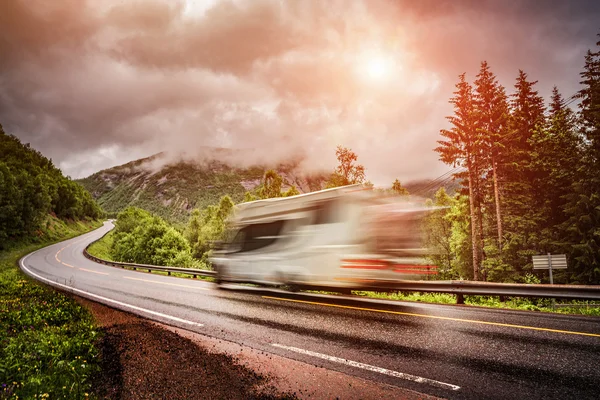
[
  {"x1": 20, "y1": 251, "x2": 204, "y2": 328},
  {"x1": 79, "y1": 267, "x2": 109, "y2": 275},
  {"x1": 272, "y1": 343, "x2": 460, "y2": 391},
  {"x1": 123, "y1": 276, "x2": 210, "y2": 290}
]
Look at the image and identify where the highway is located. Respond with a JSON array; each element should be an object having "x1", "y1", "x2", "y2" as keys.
[{"x1": 20, "y1": 222, "x2": 600, "y2": 400}]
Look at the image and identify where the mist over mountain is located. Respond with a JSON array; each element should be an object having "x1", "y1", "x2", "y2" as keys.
[
  {"x1": 77, "y1": 149, "x2": 460, "y2": 224},
  {"x1": 77, "y1": 152, "x2": 327, "y2": 224}
]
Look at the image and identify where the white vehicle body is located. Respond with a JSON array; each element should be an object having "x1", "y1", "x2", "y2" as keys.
[{"x1": 210, "y1": 185, "x2": 436, "y2": 289}]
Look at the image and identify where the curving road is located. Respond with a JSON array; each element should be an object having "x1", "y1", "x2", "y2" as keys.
[{"x1": 20, "y1": 222, "x2": 600, "y2": 400}]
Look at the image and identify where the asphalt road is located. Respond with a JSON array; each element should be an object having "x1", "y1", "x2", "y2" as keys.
[{"x1": 20, "y1": 222, "x2": 600, "y2": 400}]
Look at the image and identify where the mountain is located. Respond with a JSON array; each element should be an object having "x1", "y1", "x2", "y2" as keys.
[
  {"x1": 77, "y1": 153, "x2": 327, "y2": 224},
  {"x1": 404, "y1": 178, "x2": 461, "y2": 199}
]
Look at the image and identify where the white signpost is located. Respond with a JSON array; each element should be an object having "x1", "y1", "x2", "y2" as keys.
[{"x1": 532, "y1": 253, "x2": 567, "y2": 284}]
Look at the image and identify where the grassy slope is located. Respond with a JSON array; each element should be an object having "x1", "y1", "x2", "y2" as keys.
[
  {"x1": 0, "y1": 217, "x2": 103, "y2": 399},
  {"x1": 86, "y1": 231, "x2": 113, "y2": 261}
]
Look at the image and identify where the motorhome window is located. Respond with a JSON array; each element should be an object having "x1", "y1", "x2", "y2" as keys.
[
  {"x1": 238, "y1": 220, "x2": 284, "y2": 252},
  {"x1": 314, "y1": 200, "x2": 339, "y2": 224}
]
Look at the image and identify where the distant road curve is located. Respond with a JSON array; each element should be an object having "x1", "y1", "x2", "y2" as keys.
[{"x1": 20, "y1": 222, "x2": 600, "y2": 400}]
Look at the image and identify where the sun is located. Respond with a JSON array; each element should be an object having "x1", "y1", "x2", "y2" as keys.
[
  {"x1": 356, "y1": 50, "x2": 397, "y2": 84},
  {"x1": 366, "y1": 57, "x2": 391, "y2": 80}
]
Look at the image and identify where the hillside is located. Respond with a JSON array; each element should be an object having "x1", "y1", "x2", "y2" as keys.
[
  {"x1": 77, "y1": 153, "x2": 326, "y2": 224},
  {"x1": 404, "y1": 178, "x2": 461, "y2": 199},
  {"x1": 0, "y1": 124, "x2": 102, "y2": 247}
]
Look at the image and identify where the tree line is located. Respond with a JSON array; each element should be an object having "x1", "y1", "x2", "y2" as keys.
[
  {"x1": 432, "y1": 35, "x2": 600, "y2": 284},
  {"x1": 0, "y1": 125, "x2": 102, "y2": 248}
]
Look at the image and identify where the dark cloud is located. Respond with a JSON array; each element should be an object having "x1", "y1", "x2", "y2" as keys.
[{"x1": 0, "y1": 0, "x2": 599, "y2": 183}]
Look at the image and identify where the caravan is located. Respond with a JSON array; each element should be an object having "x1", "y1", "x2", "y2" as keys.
[{"x1": 210, "y1": 185, "x2": 436, "y2": 290}]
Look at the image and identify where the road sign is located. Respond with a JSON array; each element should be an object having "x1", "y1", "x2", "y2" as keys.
[
  {"x1": 532, "y1": 253, "x2": 567, "y2": 289},
  {"x1": 532, "y1": 254, "x2": 567, "y2": 270}
]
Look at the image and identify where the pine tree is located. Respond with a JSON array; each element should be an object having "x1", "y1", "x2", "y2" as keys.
[
  {"x1": 435, "y1": 73, "x2": 483, "y2": 279},
  {"x1": 529, "y1": 87, "x2": 582, "y2": 253},
  {"x1": 563, "y1": 35, "x2": 600, "y2": 284},
  {"x1": 499, "y1": 70, "x2": 546, "y2": 280},
  {"x1": 473, "y1": 62, "x2": 510, "y2": 276}
]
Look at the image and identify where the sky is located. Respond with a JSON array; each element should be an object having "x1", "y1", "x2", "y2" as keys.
[{"x1": 1, "y1": 0, "x2": 599, "y2": 183}]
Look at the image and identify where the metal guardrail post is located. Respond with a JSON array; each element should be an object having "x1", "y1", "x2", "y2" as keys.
[{"x1": 456, "y1": 294, "x2": 464, "y2": 304}]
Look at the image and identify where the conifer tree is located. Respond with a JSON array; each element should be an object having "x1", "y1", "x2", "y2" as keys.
[
  {"x1": 436, "y1": 73, "x2": 483, "y2": 279},
  {"x1": 473, "y1": 62, "x2": 510, "y2": 252},
  {"x1": 563, "y1": 35, "x2": 600, "y2": 284},
  {"x1": 529, "y1": 87, "x2": 582, "y2": 251},
  {"x1": 500, "y1": 70, "x2": 546, "y2": 279}
]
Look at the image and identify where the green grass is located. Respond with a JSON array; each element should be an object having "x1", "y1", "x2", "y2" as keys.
[
  {"x1": 351, "y1": 291, "x2": 600, "y2": 316},
  {"x1": 0, "y1": 217, "x2": 103, "y2": 399},
  {"x1": 86, "y1": 232, "x2": 113, "y2": 261}
]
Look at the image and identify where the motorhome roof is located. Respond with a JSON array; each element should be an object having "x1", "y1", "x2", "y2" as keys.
[
  {"x1": 233, "y1": 184, "x2": 370, "y2": 223},
  {"x1": 239, "y1": 184, "x2": 365, "y2": 208}
]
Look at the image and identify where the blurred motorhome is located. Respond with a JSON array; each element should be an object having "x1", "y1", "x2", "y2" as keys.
[{"x1": 210, "y1": 184, "x2": 437, "y2": 290}]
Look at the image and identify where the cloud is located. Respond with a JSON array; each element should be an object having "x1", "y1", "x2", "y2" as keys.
[{"x1": 1, "y1": 0, "x2": 599, "y2": 185}]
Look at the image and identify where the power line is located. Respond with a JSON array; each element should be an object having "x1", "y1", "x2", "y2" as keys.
[{"x1": 412, "y1": 166, "x2": 465, "y2": 197}]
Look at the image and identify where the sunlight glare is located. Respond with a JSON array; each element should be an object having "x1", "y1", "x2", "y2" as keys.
[
  {"x1": 367, "y1": 57, "x2": 390, "y2": 80},
  {"x1": 357, "y1": 50, "x2": 398, "y2": 84}
]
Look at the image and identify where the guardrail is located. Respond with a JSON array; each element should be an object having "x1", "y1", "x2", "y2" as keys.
[
  {"x1": 362, "y1": 280, "x2": 600, "y2": 303},
  {"x1": 83, "y1": 230, "x2": 216, "y2": 279},
  {"x1": 85, "y1": 223, "x2": 599, "y2": 304}
]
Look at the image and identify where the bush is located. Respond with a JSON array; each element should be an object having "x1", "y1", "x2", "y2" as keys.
[{"x1": 111, "y1": 207, "x2": 195, "y2": 267}]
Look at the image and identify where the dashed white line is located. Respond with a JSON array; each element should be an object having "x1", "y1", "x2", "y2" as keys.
[
  {"x1": 272, "y1": 343, "x2": 461, "y2": 391},
  {"x1": 20, "y1": 250, "x2": 204, "y2": 328}
]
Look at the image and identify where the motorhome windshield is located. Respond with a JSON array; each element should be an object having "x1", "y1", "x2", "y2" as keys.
[{"x1": 231, "y1": 220, "x2": 285, "y2": 253}]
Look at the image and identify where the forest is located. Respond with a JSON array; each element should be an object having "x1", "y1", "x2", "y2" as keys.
[
  {"x1": 432, "y1": 35, "x2": 600, "y2": 285},
  {"x1": 0, "y1": 125, "x2": 103, "y2": 248}
]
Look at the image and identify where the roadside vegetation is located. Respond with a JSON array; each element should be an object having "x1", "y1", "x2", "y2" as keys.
[
  {"x1": 0, "y1": 127, "x2": 107, "y2": 399},
  {"x1": 430, "y1": 38, "x2": 600, "y2": 285},
  {"x1": 0, "y1": 217, "x2": 103, "y2": 399},
  {"x1": 0, "y1": 125, "x2": 103, "y2": 250},
  {"x1": 351, "y1": 291, "x2": 600, "y2": 317}
]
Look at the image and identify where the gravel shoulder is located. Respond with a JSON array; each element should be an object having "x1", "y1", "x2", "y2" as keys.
[{"x1": 75, "y1": 296, "x2": 438, "y2": 400}]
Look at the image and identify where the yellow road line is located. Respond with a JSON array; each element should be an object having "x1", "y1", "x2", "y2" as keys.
[
  {"x1": 262, "y1": 296, "x2": 600, "y2": 338},
  {"x1": 55, "y1": 246, "x2": 66, "y2": 262},
  {"x1": 123, "y1": 276, "x2": 210, "y2": 290},
  {"x1": 79, "y1": 267, "x2": 109, "y2": 275},
  {"x1": 53, "y1": 234, "x2": 109, "y2": 274}
]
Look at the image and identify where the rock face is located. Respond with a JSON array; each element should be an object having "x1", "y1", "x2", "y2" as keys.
[{"x1": 77, "y1": 153, "x2": 327, "y2": 223}]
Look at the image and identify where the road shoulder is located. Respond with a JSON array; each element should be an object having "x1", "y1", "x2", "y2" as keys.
[{"x1": 77, "y1": 296, "x2": 438, "y2": 400}]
